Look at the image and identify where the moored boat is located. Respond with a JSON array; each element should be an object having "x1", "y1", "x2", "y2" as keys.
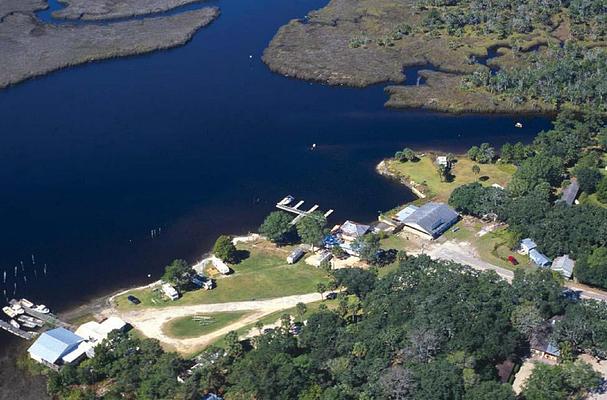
[
  {"x1": 9, "y1": 319, "x2": 20, "y2": 329},
  {"x1": 34, "y1": 304, "x2": 50, "y2": 314},
  {"x1": 3, "y1": 306, "x2": 17, "y2": 318},
  {"x1": 17, "y1": 315, "x2": 44, "y2": 327},
  {"x1": 20, "y1": 298, "x2": 34, "y2": 308}
]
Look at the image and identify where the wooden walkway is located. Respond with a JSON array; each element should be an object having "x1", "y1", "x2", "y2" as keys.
[{"x1": 276, "y1": 196, "x2": 334, "y2": 225}]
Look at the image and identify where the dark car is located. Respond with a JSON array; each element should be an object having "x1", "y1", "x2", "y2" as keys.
[
  {"x1": 127, "y1": 295, "x2": 141, "y2": 305},
  {"x1": 325, "y1": 292, "x2": 338, "y2": 300}
]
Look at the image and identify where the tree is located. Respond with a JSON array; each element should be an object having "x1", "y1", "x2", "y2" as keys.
[
  {"x1": 597, "y1": 176, "x2": 607, "y2": 203},
  {"x1": 574, "y1": 166, "x2": 602, "y2": 194},
  {"x1": 259, "y1": 211, "x2": 295, "y2": 244},
  {"x1": 464, "y1": 381, "x2": 515, "y2": 400},
  {"x1": 296, "y1": 212, "x2": 327, "y2": 251},
  {"x1": 476, "y1": 143, "x2": 496, "y2": 164},
  {"x1": 508, "y1": 153, "x2": 565, "y2": 197},
  {"x1": 395, "y1": 147, "x2": 418, "y2": 162},
  {"x1": 332, "y1": 268, "x2": 376, "y2": 299},
  {"x1": 554, "y1": 300, "x2": 607, "y2": 359},
  {"x1": 472, "y1": 164, "x2": 480, "y2": 175},
  {"x1": 413, "y1": 359, "x2": 464, "y2": 400},
  {"x1": 352, "y1": 234, "x2": 381, "y2": 265},
  {"x1": 449, "y1": 183, "x2": 507, "y2": 217},
  {"x1": 467, "y1": 146, "x2": 480, "y2": 161},
  {"x1": 296, "y1": 302, "x2": 307, "y2": 323},
  {"x1": 213, "y1": 235, "x2": 238, "y2": 263},
  {"x1": 316, "y1": 282, "x2": 327, "y2": 301},
  {"x1": 575, "y1": 247, "x2": 607, "y2": 289},
  {"x1": 437, "y1": 164, "x2": 451, "y2": 182},
  {"x1": 510, "y1": 302, "x2": 543, "y2": 339},
  {"x1": 379, "y1": 366, "x2": 415, "y2": 400},
  {"x1": 161, "y1": 259, "x2": 192, "y2": 291},
  {"x1": 523, "y1": 361, "x2": 600, "y2": 400}
]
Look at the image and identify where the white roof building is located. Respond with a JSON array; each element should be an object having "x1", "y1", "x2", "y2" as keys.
[
  {"x1": 162, "y1": 283, "x2": 180, "y2": 300},
  {"x1": 552, "y1": 255, "x2": 575, "y2": 279},
  {"x1": 75, "y1": 317, "x2": 127, "y2": 345}
]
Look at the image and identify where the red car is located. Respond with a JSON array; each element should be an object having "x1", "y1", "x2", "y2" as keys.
[{"x1": 508, "y1": 256, "x2": 519, "y2": 265}]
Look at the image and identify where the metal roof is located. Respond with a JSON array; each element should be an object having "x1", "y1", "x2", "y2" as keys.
[
  {"x1": 558, "y1": 178, "x2": 580, "y2": 206},
  {"x1": 529, "y1": 249, "x2": 551, "y2": 267},
  {"x1": 28, "y1": 328, "x2": 84, "y2": 364},
  {"x1": 340, "y1": 220, "x2": 370, "y2": 237},
  {"x1": 395, "y1": 205, "x2": 419, "y2": 222},
  {"x1": 552, "y1": 255, "x2": 575, "y2": 278},
  {"x1": 521, "y1": 238, "x2": 537, "y2": 250},
  {"x1": 402, "y1": 202, "x2": 459, "y2": 237}
]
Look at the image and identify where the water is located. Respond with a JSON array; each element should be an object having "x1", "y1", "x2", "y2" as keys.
[{"x1": 0, "y1": 0, "x2": 550, "y2": 395}]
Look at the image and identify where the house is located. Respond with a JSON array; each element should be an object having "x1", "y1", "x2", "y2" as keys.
[
  {"x1": 287, "y1": 248, "x2": 305, "y2": 264},
  {"x1": 191, "y1": 274, "x2": 214, "y2": 290},
  {"x1": 520, "y1": 238, "x2": 537, "y2": 255},
  {"x1": 530, "y1": 317, "x2": 562, "y2": 361},
  {"x1": 557, "y1": 178, "x2": 580, "y2": 206},
  {"x1": 401, "y1": 202, "x2": 459, "y2": 240},
  {"x1": 394, "y1": 205, "x2": 419, "y2": 223},
  {"x1": 552, "y1": 255, "x2": 575, "y2": 279},
  {"x1": 75, "y1": 317, "x2": 127, "y2": 356},
  {"x1": 162, "y1": 283, "x2": 180, "y2": 301},
  {"x1": 339, "y1": 220, "x2": 370, "y2": 242},
  {"x1": 28, "y1": 328, "x2": 86, "y2": 367},
  {"x1": 529, "y1": 249, "x2": 551, "y2": 268}
]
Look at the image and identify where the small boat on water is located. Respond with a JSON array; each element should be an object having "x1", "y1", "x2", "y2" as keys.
[
  {"x1": 9, "y1": 319, "x2": 20, "y2": 329},
  {"x1": 20, "y1": 320, "x2": 37, "y2": 329},
  {"x1": 34, "y1": 304, "x2": 50, "y2": 314},
  {"x1": 20, "y1": 298, "x2": 34, "y2": 308},
  {"x1": 278, "y1": 195, "x2": 295, "y2": 206},
  {"x1": 17, "y1": 315, "x2": 43, "y2": 327},
  {"x1": 3, "y1": 306, "x2": 18, "y2": 318},
  {"x1": 515, "y1": 122, "x2": 523, "y2": 128}
]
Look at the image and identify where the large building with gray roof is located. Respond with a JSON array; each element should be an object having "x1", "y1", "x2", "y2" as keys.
[{"x1": 401, "y1": 202, "x2": 459, "y2": 240}]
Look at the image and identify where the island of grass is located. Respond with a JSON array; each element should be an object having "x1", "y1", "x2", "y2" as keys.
[
  {"x1": 378, "y1": 151, "x2": 515, "y2": 202},
  {"x1": 162, "y1": 311, "x2": 250, "y2": 339},
  {"x1": 114, "y1": 238, "x2": 331, "y2": 311},
  {"x1": 263, "y1": 0, "x2": 606, "y2": 112}
]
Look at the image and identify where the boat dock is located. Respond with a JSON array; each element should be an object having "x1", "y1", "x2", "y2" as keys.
[
  {"x1": 276, "y1": 195, "x2": 334, "y2": 225},
  {"x1": 9, "y1": 299, "x2": 72, "y2": 329},
  {"x1": 0, "y1": 320, "x2": 36, "y2": 340}
]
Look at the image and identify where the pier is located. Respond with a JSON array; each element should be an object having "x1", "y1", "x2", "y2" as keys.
[
  {"x1": 9, "y1": 299, "x2": 72, "y2": 329},
  {"x1": 276, "y1": 195, "x2": 334, "y2": 225}
]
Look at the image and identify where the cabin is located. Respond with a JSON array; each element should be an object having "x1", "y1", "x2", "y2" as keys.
[
  {"x1": 401, "y1": 202, "x2": 459, "y2": 240},
  {"x1": 530, "y1": 317, "x2": 562, "y2": 362},
  {"x1": 529, "y1": 249, "x2": 551, "y2": 268},
  {"x1": 287, "y1": 248, "x2": 305, "y2": 264},
  {"x1": 28, "y1": 328, "x2": 87, "y2": 367},
  {"x1": 557, "y1": 178, "x2": 580, "y2": 206},
  {"x1": 339, "y1": 220, "x2": 371, "y2": 242},
  {"x1": 520, "y1": 238, "x2": 537, "y2": 255},
  {"x1": 162, "y1": 283, "x2": 180, "y2": 301},
  {"x1": 552, "y1": 255, "x2": 575, "y2": 279}
]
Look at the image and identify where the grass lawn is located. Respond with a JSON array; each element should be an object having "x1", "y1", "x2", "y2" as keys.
[
  {"x1": 386, "y1": 154, "x2": 515, "y2": 202},
  {"x1": 162, "y1": 311, "x2": 250, "y2": 339},
  {"x1": 115, "y1": 241, "x2": 331, "y2": 311},
  {"x1": 474, "y1": 227, "x2": 534, "y2": 271},
  {"x1": 585, "y1": 193, "x2": 607, "y2": 209}
]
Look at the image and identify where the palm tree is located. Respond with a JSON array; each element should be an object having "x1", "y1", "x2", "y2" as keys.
[
  {"x1": 317, "y1": 282, "x2": 327, "y2": 301},
  {"x1": 472, "y1": 164, "x2": 481, "y2": 176}
]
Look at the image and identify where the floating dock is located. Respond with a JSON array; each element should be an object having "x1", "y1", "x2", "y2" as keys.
[
  {"x1": 276, "y1": 195, "x2": 334, "y2": 225},
  {"x1": 0, "y1": 320, "x2": 36, "y2": 340},
  {"x1": 9, "y1": 299, "x2": 72, "y2": 329}
]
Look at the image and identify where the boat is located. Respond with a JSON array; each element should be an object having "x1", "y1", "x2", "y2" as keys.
[
  {"x1": 17, "y1": 315, "x2": 43, "y2": 327},
  {"x1": 515, "y1": 122, "x2": 523, "y2": 128},
  {"x1": 34, "y1": 304, "x2": 50, "y2": 314},
  {"x1": 20, "y1": 298, "x2": 34, "y2": 308},
  {"x1": 278, "y1": 195, "x2": 295, "y2": 206},
  {"x1": 9, "y1": 319, "x2": 20, "y2": 329},
  {"x1": 20, "y1": 320, "x2": 37, "y2": 329},
  {"x1": 3, "y1": 306, "x2": 17, "y2": 318}
]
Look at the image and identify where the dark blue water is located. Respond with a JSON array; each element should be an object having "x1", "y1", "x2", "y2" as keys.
[{"x1": 0, "y1": 0, "x2": 549, "y2": 369}]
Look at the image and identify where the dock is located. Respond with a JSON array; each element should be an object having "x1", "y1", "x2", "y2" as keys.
[
  {"x1": 0, "y1": 320, "x2": 36, "y2": 340},
  {"x1": 276, "y1": 195, "x2": 334, "y2": 225},
  {"x1": 9, "y1": 299, "x2": 72, "y2": 329}
]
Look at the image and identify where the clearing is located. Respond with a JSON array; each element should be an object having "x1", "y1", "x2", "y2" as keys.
[{"x1": 162, "y1": 311, "x2": 250, "y2": 339}]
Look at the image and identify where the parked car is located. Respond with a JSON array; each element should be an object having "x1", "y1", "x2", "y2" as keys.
[
  {"x1": 507, "y1": 256, "x2": 518, "y2": 265},
  {"x1": 325, "y1": 292, "x2": 338, "y2": 300},
  {"x1": 127, "y1": 295, "x2": 141, "y2": 305}
]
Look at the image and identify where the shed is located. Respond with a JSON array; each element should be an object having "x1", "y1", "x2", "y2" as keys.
[
  {"x1": 529, "y1": 249, "x2": 551, "y2": 268},
  {"x1": 552, "y1": 255, "x2": 575, "y2": 279},
  {"x1": 287, "y1": 248, "x2": 305, "y2": 264},
  {"x1": 436, "y1": 156, "x2": 449, "y2": 167},
  {"x1": 28, "y1": 328, "x2": 85, "y2": 366},
  {"x1": 520, "y1": 238, "x2": 537, "y2": 254},
  {"x1": 402, "y1": 202, "x2": 459, "y2": 239},
  {"x1": 340, "y1": 221, "x2": 370, "y2": 241}
]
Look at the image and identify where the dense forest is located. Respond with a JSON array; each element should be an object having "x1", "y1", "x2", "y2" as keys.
[
  {"x1": 44, "y1": 257, "x2": 606, "y2": 399},
  {"x1": 449, "y1": 111, "x2": 607, "y2": 288}
]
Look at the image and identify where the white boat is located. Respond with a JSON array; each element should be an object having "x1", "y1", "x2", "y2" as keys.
[
  {"x1": 20, "y1": 320, "x2": 37, "y2": 329},
  {"x1": 20, "y1": 299, "x2": 34, "y2": 308},
  {"x1": 34, "y1": 304, "x2": 50, "y2": 314},
  {"x1": 278, "y1": 195, "x2": 295, "y2": 206},
  {"x1": 10, "y1": 305, "x2": 25, "y2": 315},
  {"x1": 515, "y1": 122, "x2": 523, "y2": 128},
  {"x1": 3, "y1": 306, "x2": 17, "y2": 318},
  {"x1": 9, "y1": 319, "x2": 20, "y2": 329},
  {"x1": 17, "y1": 315, "x2": 44, "y2": 326}
]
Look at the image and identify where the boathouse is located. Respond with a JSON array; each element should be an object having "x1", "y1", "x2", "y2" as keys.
[
  {"x1": 28, "y1": 328, "x2": 86, "y2": 367},
  {"x1": 401, "y1": 202, "x2": 459, "y2": 240}
]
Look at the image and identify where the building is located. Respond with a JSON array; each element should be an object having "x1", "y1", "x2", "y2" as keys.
[
  {"x1": 287, "y1": 248, "x2": 305, "y2": 264},
  {"x1": 191, "y1": 274, "x2": 214, "y2": 290},
  {"x1": 529, "y1": 249, "x2": 551, "y2": 268},
  {"x1": 75, "y1": 317, "x2": 127, "y2": 357},
  {"x1": 530, "y1": 317, "x2": 562, "y2": 361},
  {"x1": 162, "y1": 283, "x2": 180, "y2": 301},
  {"x1": 520, "y1": 238, "x2": 537, "y2": 255},
  {"x1": 557, "y1": 178, "x2": 580, "y2": 206},
  {"x1": 436, "y1": 156, "x2": 449, "y2": 167},
  {"x1": 28, "y1": 328, "x2": 86, "y2": 367},
  {"x1": 552, "y1": 255, "x2": 575, "y2": 279},
  {"x1": 339, "y1": 220, "x2": 370, "y2": 242},
  {"x1": 401, "y1": 202, "x2": 459, "y2": 240}
]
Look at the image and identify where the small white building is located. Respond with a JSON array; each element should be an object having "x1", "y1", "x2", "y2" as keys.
[
  {"x1": 162, "y1": 283, "x2": 180, "y2": 301},
  {"x1": 552, "y1": 255, "x2": 575, "y2": 279},
  {"x1": 75, "y1": 317, "x2": 127, "y2": 357},
  {"x1": 520, "y1": 238, "x2": 537, "y2": 255},
  {"x1": 287, "y1": 248, "x2": 305, "y2": 264},
  {"x1": 436, "y1": 156, "x2": 449, "y2": 167}
]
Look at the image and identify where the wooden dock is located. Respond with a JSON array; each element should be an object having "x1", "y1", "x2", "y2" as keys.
[
  {"x1": 276, "y1": 196, "x2": 334, "y2": 225},
  {"x1": 9, "y1": 299, "x2": 72, "y2": 329},
  {"x1": 0, "y1": 320, "x2": 36, "y2": 340}
]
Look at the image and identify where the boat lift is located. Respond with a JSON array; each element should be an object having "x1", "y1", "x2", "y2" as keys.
[{"x1": 276, "y1": 195, "x2": 334, "y2": 225}]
